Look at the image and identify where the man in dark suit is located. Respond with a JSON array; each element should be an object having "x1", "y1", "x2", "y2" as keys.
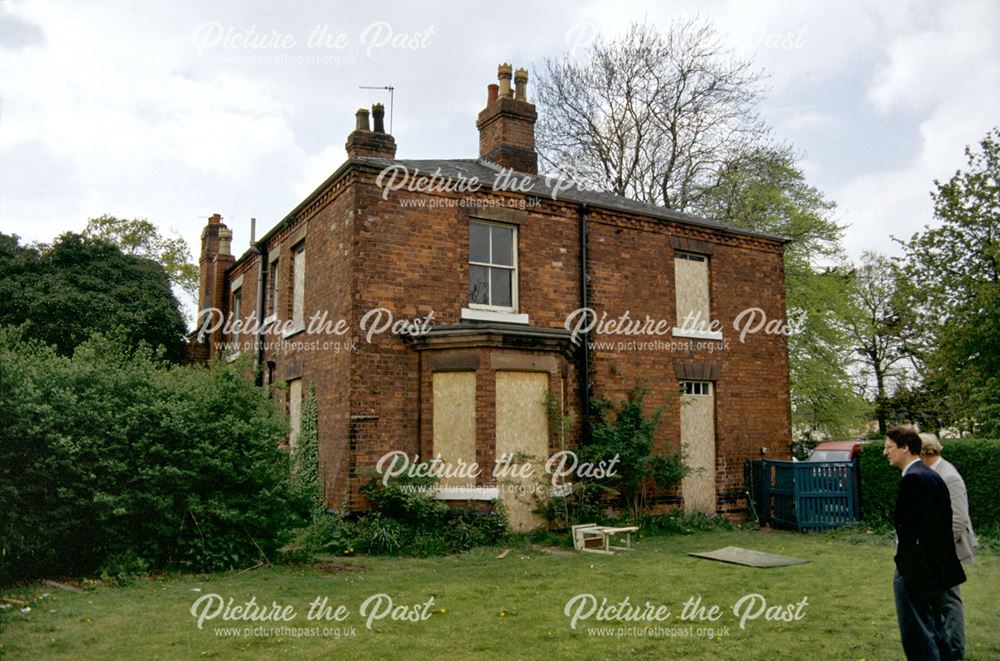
[{"x1": 884, "y1": 425, "x2": 966, "y2": 661}]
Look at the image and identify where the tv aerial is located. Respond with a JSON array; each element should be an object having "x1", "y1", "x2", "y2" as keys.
[{"x1": 359, "y1": 85, "x2": 395, "y2": 134}]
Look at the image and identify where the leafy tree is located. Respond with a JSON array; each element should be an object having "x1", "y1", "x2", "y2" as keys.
[
  {"x1": 897, "y1": 127, "x2": 1000, "y2": 434},
  {"x1": 535, "y1": 18, "x2": 770, "y2": 211},
  {"x1": 84, "y1": 215, "x2": 199, "y2": 299},
  {"x1": 844, "y1": 251, "x2": 911, "y2": 435},
  {"x1": 698, "y1": 148, "x2": 866, "y2": 438},
  {"x1": 0, "y1": 232, "x2": 186, "y2": 361},
  {"x1": 880, "y1": 382, "x2": 951, "y2": 437}
]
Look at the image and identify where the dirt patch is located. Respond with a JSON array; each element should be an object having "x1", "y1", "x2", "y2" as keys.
[
  {"x1": 313, "y1": 562, "x2": 364, "y2": 574},
  {"x1": 541, "y1": 546, "x2": 577, "y2": 556}
]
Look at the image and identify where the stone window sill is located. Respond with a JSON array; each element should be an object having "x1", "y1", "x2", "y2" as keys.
[
  {"x1": 671, "y1": 327, "x2": 723, "y2": 341},
  {"x1": 460, "y1": 307, "x2": 529, "y2": 325}
]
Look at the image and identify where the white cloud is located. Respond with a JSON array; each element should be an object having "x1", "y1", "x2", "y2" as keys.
[
  {"x1": 867, "y1": 1, "x2": 1000, "y2": 114},
  {"x1": 2, "y1": 0, "x2": 999, "y2": 282},
  {"x1": 835, "y1": 0, "x2": 1000, "y2": 261}
]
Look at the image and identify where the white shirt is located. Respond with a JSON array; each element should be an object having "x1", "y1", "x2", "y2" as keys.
[{"x1": 928, "y1": 457, "x2": 942, "y2": 471}]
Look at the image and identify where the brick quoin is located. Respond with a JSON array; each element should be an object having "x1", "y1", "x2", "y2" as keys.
[{"x1": 190, "y1": 63, "x2": 792, "y2": 518}]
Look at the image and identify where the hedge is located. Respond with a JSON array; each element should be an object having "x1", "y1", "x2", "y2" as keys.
[
  {"x1": 860, "y1": 439, "x2": 1000, "y2": 532},
  {"x1": 0, "y1": 327, "x2": 306, "y2": 584}
]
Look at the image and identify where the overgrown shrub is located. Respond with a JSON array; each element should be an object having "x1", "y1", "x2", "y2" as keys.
[
  {"x1": 583, "y1": 387, "x2": 688, "y2": 519},
  {"x1": 0, "y1": 327, "x2": 305, "y2": 583},
  {"x1": 290, "y1": 387, "x2": 323, "y2": 514},
  {"x1": 860, "y1": 438, "x2": 1000, "y2": 532},
  {"x1": 538, "y1": 386, "x2": 688, "y2": 527},
  {"x1": 316, "y1": 473, "x2": 510, "y2": 557}
]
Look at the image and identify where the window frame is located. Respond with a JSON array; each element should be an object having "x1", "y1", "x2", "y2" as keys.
[
  {"x1": 231, "y1": 287, "x2": 242, "y2": 341},
  {"x1": 675, "y1": 251, "x2": 707, "y2": 263},
  {"x1": 681, "y1": 381, "x2": 713, "y2": 396},
  {"x1": 468, "y1": 219, "x2": 519, "y2": 313},
  {"x1": 265, "y1": 257, "x2": 279, "y2": 324}
]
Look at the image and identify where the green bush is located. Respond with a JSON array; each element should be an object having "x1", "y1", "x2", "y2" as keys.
[
  {"x1": 317, "y1": 473, "x2": 511, "y2": 557},
  {"x1": 0, "y1": 327, "x2": 306, "y2": 583},
  {"x1": 536, "y1": 386, "x2": 689, "y2": 527},
  {"x1": 860, "y1": 438, "x2": 1000, "y2": 532}
]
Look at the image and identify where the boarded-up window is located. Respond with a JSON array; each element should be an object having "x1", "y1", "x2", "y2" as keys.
[
  {"x1": 495, "y1": 371, "x2": 548, "y2": 532},
  {"x1": 674, "y1": 252, "x2": 710, "y2": 331},
  {"x1": 292, "y1": 243, "x2": 305, "y2": 328},
  {"x1": 432, "y1": 372, "x2": 477, "y2": 487},
  {"x1": 288, "y1": 378, "x2": 303, "y2": 450},
  {"x1": 231, "y1": 288, "x2": 242, "y2": 343}
]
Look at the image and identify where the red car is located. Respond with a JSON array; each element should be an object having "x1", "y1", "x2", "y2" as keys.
[{"x1": 806, "y1": 440, "x2": 868, "y2": 462}]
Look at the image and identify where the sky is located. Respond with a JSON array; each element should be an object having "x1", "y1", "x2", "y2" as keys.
[{"x1": 2, "y1": 0, "x2": 999, "y2": 314}]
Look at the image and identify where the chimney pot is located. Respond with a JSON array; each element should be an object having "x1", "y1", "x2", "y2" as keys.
[
  {"x1": 514, "y1": 68, "x2": 528, "y2": 101},
  {"x1": 209, "y1": 213, "x2": 222, "y2": 224},
  {"x1": 372, "y1": 103, "x2": 386, "y2": 133},
  {"x1": 497, "y1": 63, "x2": 513, "y2": 98},
  {"x1": 487, "y1": 83, "x2": 499, "y2": 105},
  {"x1": 355, "y1": 108, "x2": 371, "y2": 131},
  {"x1": 218, "y1": 228, "x2": 233, "y2": 256}
]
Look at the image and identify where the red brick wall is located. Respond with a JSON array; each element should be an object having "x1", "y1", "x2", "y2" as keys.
[
  {"x1": 220, "y1": 175, "x2": 357, "y2": 511},
  {"x1": 585, "y1": 210, "x2": 791, "y2": 511},
  {"x1": 212, "y1": 163, "x2": 790, "y2": 515}
]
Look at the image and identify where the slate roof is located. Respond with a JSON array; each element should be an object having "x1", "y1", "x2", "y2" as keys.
[
  {"x1": 356, "y1": 157, "x2": 789, "y2": 244},
  {"x1": 238, "y1": 156, "x2": 788, "y2": 267}
]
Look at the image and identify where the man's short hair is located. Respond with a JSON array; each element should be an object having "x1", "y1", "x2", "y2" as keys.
[
  {"x1": 919, "y1": 432, "x2": 943, "y2": 456},
  {"x1": 886, "y1": 425, "x2": 922, "y2": 455}
]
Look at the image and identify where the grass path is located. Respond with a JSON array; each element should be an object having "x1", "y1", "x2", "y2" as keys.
[{"x1": 2, "y1": 528, "x2": 998, "y2": 660}]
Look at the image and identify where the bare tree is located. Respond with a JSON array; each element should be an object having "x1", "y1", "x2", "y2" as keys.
[{"x1": 534, "y1": 19, "x2": 770, "y2": 211}]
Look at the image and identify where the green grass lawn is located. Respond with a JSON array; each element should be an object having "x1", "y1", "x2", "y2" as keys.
[{"x1": 2, "y1": 528, "x2": 998, "y2": 660}]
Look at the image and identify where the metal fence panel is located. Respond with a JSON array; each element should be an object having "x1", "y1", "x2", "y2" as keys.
[{"x1": 743, "y1": 459, "x2": 860, "y2": 531}]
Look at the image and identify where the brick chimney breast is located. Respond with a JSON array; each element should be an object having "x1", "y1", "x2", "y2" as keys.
[
  {"x1": 346, "y1": 104, "x2": 397, "y2": 160},
  {"x1": 477, "y1": 63, "x2": 537, "y2": 175},
  {"x1": 198, "y1": 213, "x2": 235, "y2": 329}
]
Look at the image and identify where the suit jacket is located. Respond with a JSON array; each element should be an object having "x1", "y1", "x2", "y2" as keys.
[
  {"x1": 933, "y1": 458, "x2": 978, "y2": 563},
  {"x1": 894, "y1": 461, "x2": 966, "y2": 598}
]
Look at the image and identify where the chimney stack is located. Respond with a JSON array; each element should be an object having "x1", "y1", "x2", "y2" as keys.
[
  {"x1": 197, "y1": 213, "x2": 236, "y2": 346},
  {"x1": 346, "y1": 104, "x2": 396, "y2": 159},
  {"x1": 477, "y1": 63, "x2": 538, "y2": 174}
]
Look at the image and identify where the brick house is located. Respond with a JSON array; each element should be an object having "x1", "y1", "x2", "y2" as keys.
[{"x1": 193, "y1": 64, "x2": 792, "y2": 530}]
